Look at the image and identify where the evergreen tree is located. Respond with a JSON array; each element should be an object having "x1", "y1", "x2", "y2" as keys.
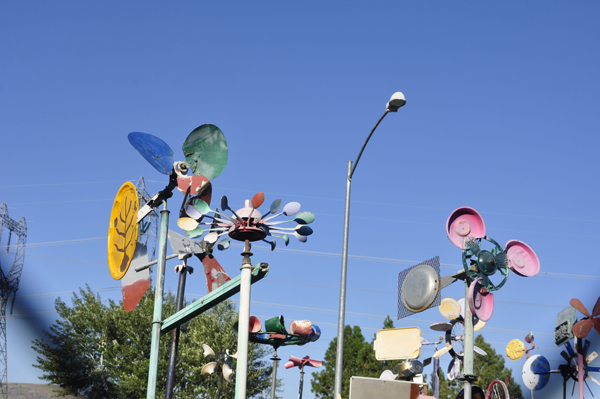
[{"x1": 32, "y1": 286, "x2": 272, "y2": 398}]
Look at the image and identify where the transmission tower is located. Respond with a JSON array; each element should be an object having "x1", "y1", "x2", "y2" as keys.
[
  {"x1": 0, "y1": 204, "x2": 27, "y2": 399},
  {"x1": 135, "y1": 177, "x2": 158, "y2": 262}
]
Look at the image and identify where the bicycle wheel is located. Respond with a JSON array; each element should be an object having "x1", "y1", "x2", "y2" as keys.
[
  {"x1": 486, "y1": 380, "x2": 509, "y2": 399},
  {"x1": 446, "y1": 318, "x2": 465, "y2": 361}
]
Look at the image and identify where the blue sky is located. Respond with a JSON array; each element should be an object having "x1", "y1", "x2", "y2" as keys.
[{"x1": 2, "y1": 2, "x2": 600, "y2": 398}]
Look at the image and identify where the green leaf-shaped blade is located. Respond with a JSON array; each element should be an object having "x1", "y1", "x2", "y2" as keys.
[
  {"x1": 270, "y1": 199, "x2": 281, "y2": 214},
  {"x1": 185, "y1": 226, "x2": 204, "y2": 239},
  {"x1": 294, "y1": 211, "x2": 315, "y2": 225},
  {"x1": 193, "y1": 198, "x2": 211, "y2": 215},
  {"x1": 182, "y1": 124, "x2": 228, "y2": 180}
]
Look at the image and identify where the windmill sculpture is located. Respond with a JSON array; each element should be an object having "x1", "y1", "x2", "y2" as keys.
[
  {"x1": 285, "y1": 355, "x2": 322, "y2": 399},
  {"x1": 397, "y1": 207, "x2": 540, "y2": 399},
  {"x1": 430, "y1": 298, "x2": 487, "y2": 384},
  {"x1": 521, "y1": 297, "x2": 600, "y2": 399},
  {"x1": 201, "y1": 343, "x2": 237, "y2": 399},
  {"x1": 241, "y1": 315, "x2": 321, "y2": 399},
  {"x1": 111, "y1": 124, "x2": 315, "y2": 399}
]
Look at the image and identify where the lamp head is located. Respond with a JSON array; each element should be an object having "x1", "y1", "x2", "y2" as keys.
[{"x1": 386, "y1": 92, "x2": 406, "y2": 112}]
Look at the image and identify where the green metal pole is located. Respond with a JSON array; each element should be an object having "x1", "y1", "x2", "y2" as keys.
[
  {"x1": 463, "y1": 279, "x2": 474, "y2": 399},
  {"x1": 147, "y1": 201, "x2": 169, "y2": 399}
]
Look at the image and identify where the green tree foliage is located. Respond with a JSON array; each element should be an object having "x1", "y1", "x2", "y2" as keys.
[
  {"x1": 425, "y1": 335, "x2": 524, "y2": 399},
  {"x1": 32, "y1": 286, "x2": 273, "y2": 398},
  {"x1": 310, "y1": 316, "x2": 395, "y2": 399}
]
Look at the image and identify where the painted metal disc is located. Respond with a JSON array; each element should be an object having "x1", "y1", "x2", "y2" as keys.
[
  {"x1": 447, "y1": 357, "x2": 461, "y2": 381},
  {"x1": 439, "y1": 298, "x2": 462, "y2": 320},
  {"x1": 107, "y1": 182, "x2": 139, "y2": 280},
  {"x1": 182, "y1": 124, "x2": 228, "y2": 180},
  {"x1": 401, "y1": 263, "x2": 440, "y2": 313},
  {"x1": 430, "y1": 322, "x2": 453, "y2": 332},
  {"x1": 505, "y1": 240, "x2": 540, "y2": 277},
  {"x1": 474, "y1": 320, "x2": 486, "y2": 331},
  {"x1": 446, "y1": 207, "x2": 486, "y2": 249},
  {"x1": 128, "y1": 132, "x2": 174, "y2": 175},
  {"x1": 469, "y1": 278, "x2": 494, "y2": 322},
  {"x1": 522, "y1": 354, "x2": 550, "y2": 391},
  {"x1": 506, "y1": 339, "x2": 525, "y2": 361}
]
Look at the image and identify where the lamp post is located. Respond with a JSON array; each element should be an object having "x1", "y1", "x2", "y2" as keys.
[{"x1": 333, "y1": 92, "x2": 406, "y2": 399}]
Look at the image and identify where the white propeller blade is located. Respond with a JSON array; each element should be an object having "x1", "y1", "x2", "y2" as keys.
[
  {"x1": 202, "y1": 343, "x2": 215, "y2": 358},
  {"x1": 433, "y1": 343, "x2": 452, "y2": 358},
  {"x1": 474, "y1": 345, "x2": 487, "y2": 356}
]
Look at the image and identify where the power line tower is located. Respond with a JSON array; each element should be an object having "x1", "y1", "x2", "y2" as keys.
[
  {"x1": 135, "y1": 177, "x2": 158, "y2": 262},
  {"x1": 0, "y1": 204, "x2": 27, "y2": 399}
]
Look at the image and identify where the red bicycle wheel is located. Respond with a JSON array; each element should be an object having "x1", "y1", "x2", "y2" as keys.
[{"x1": 486, "y1": 380, "x2": 509, "y2": 399}]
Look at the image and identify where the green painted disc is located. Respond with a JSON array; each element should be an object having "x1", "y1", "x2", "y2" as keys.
[{"x1": 182, "y1": 124, "x2": 228, "y2": 180}]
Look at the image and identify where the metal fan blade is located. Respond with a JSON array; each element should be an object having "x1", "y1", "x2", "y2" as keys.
[
  {"x1": 423, "y1": 357, "x2": 432, "y2": 367},
  {"x1": 430, "y1": 322, "x2": 453, "y2": 332},
  {"x1": 295, "y1": 225, "x2": 313, "y2": 236},
  {"x1": 464, "y1": 237, "x2": 480, "y2": 255},
  {"x1": 594, "y1": 318, "x2": 600, "y2": 336},
  {"x1": 571, "y1": 298, "x2": 591, "y2": 318},
  {"x1": 587, "y1": 351, "x2": 598, "y2": 365},
  {"x1": 494, "y1": 252, "x2": 508, "y2": 268},
  {"x1": 294, "y1": 211, "x2": 315, "y2": 225},
  {"x1": 433, "y1": 343, "x2": 452, "y2": 358},
  {"x1": 573, "y1": 319, "x2": 593, "y2": 338},
  {"x1": 202, "y1": 344, "x2": 216, "y2": 357},
  {"x1": 447, "y1": 357, "x2": 460, "y2": 381},
  {"x1": 561, "y1": 350, "x2": 571, "y2": 362},
  {"x1": 201, "y1": 362, "x2": 218, "y2": 376},
  {"x1": 590, "y1": 366, "x2": 600, "y2": 373},
  {"x1": 252, "y1": 192, "x2": 265, "y2": 209},
  {"x1": 592, "y1": 296, "x2": 600, "y2": 318},
  {"x1": 566, "y1": 341, "x2": 576, "y2": 357},
  {"x1": 282, "y1": 201, "x2": 301, "y2": 216},
  {"x1": 588, "y1": 374, "x2": 600, "y2": 387},
  {"x1": 474, "y1": 345, "x2": 487, "y2": 356}
]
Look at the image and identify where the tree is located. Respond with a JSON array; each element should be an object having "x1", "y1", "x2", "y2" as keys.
[
  {"x1": 425, "y1": 335, "x2": 524, "y2": 399},
  {"x1": 310, "y1": 316, "x2": 395, "y2": 399},
  {"x1": 32, "y1": 286, "x2": 273, "y2": 398}
]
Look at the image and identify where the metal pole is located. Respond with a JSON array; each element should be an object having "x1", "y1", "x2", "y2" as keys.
[
  {"x1": 270, "y1": 349, "x2": 280, "y2": 399},
  {"x1": 433, "y1": 357, "x2": 439, "y2": 399},
  {"x1": 463, "y1": 279, "x2": 474, "y2": 399},
  {"x1": 298, "y1": 364, "x2": 305, "y2": 399},
  {"x1": 147, "y1": 202, "x2": 169, "y2": 399},
  {"x1": 334, "y1": 111, "x2": 389, "y2": 399},
  {"x1": 235, "y1": 240, "x2": 253, "y2": 399},
  {"x1": 165, "y1": 261, "x2": 189, "y2": 398}
]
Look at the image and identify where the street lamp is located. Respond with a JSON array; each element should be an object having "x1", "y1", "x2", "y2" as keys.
[{"x1": 333, "y1": 92, "x2": 406, "y2": 399}]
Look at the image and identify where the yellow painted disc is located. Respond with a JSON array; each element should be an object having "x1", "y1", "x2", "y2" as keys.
[
  {"x1": 506, "y1": 339, "x2": 525, "y2": 361},
  {"x1": 107, "y1": 182, "x2": 139, "y2": 280},
  {"x1": 474, "y1": 320, "x2": 486, "y2": 331},
  {"x1": 439, "y1": 298, "x2": 462, "y2": 320}
]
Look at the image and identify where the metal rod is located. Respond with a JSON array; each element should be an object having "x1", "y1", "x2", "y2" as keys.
[
  {"x1": 350, "y1": 111, "x2": 389, "y2": 179},
  {"x1": 235, "y1": 240, "x2": 253, "y2": 399},
  {"x1": 270, "y1": 349, "x2": 280, "y2": 399},
  {"x1": 165, "y1": 261, "x2": 189, "y2": 398},
  {"x1": 146, "y1": 202, "x2": 170, "y2": 399},
  {"x1": 334, "y1": 110, "x2": 390, "y2": 399},
  {"x1": 463, "y1": 279, "x2": 474, "y2": 399},
  {"x1": 334, "y1": 160, "x2": 352, "y2": 399},
  {"x1": 298, "y1": 365, "x2": 305, "y2": 399},
  {"x1": 135, "y1": 253, "x2": 178, "y2": 272},
  {"x1": 433, "y1": 357, "x2": 439, "y2": 399}
]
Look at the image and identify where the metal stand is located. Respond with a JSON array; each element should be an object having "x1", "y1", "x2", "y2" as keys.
[
  {"x1": 165, "y1": 258, "x2": 192, "y2": 398},
  {"x1": 270, "y1": 348, "x2": 280, "y2": 399},
  {"x1": 146, "y1": 202, "x2": 169, "y2": 399},
  {"x1": 235, "y1": 240, "x2": 253, "y2": 399},
  {"x1": 298, "y1": 364, "x2": 306, "y2": 399},
  {"x1": 460, "y1": 278, "x2": 476, "y2": 399}
]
